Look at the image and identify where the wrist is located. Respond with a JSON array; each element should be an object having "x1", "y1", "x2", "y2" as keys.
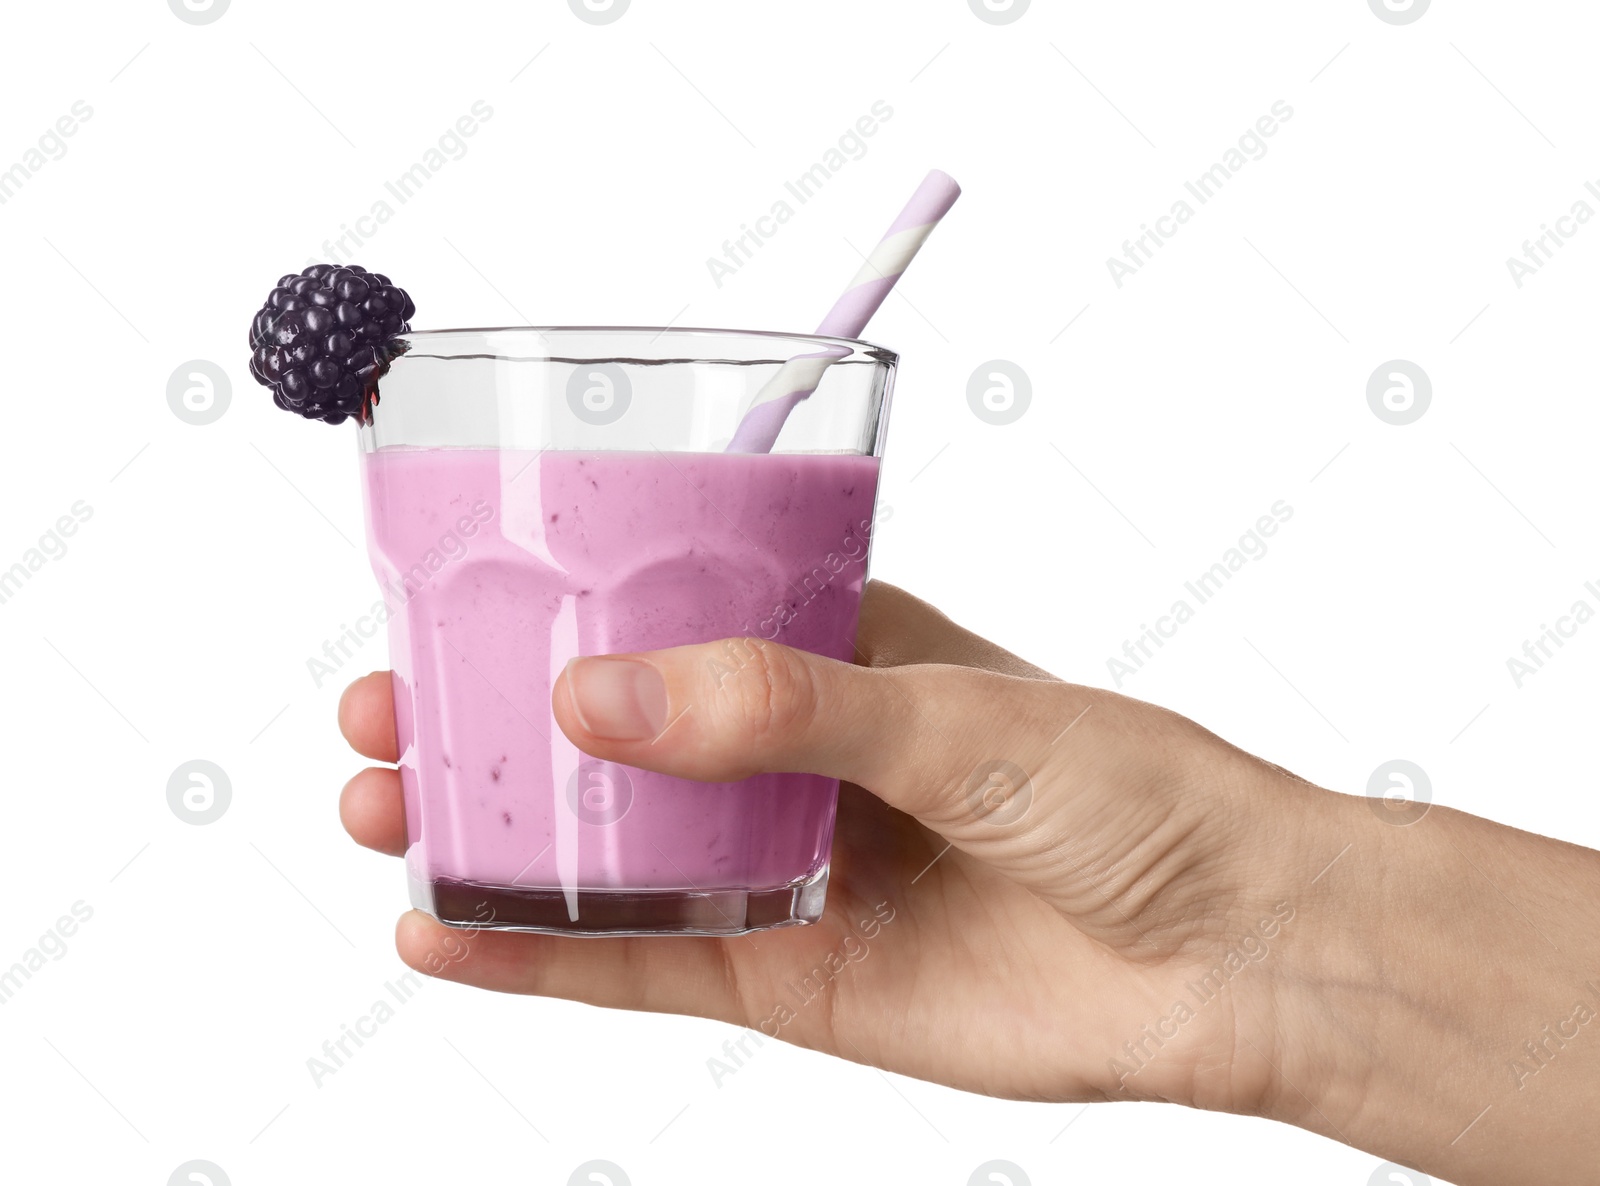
[{"x1": 1250, "y1": 783, "x2": 1600, "y2": 1183}]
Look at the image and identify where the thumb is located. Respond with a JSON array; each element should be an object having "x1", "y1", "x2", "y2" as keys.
[
  {"x1": 554, "y1": 637, "x2": 1259, "y2": 954},
  {"x1": 551, "y1": 636, "x2": 1086, "y2": 831}
]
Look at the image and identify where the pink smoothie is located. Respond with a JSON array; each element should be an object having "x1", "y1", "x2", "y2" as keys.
[{"x1": 361, "y1": 447, "x2": 881, "y2": 929}]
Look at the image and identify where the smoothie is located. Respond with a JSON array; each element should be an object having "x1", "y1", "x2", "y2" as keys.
[{"x1": 361, "y1": 447, "x2": 882, "y2": 933}]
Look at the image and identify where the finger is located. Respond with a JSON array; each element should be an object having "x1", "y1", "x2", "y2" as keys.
[
  {"x1": 340, "y1": 767, "x2": 406, "y2": 857},
  {"x1": 339, "y1": 671, "x2": 398, "y2": 762},
  {"x1": 551, "y1": 636, "x2": 1078, "y2": 827},
  {"x1": 393, "y1": 910, "x2": 743, "y2": 1022},
  {"x1": 551, "y1": 638, "x2": 1242, "y2": 954},
  {"x1": 856, "y1": 581, "x2": 1059, "y2": 681}
]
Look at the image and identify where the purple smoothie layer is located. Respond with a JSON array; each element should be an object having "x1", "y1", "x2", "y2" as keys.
[{"x1": 361, "y1": 447, "x2": 881, "y2": 898}]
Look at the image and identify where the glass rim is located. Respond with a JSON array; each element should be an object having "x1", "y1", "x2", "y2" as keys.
[{"x1": 393, "y1": 325, "x2": 898, "y2": 365}]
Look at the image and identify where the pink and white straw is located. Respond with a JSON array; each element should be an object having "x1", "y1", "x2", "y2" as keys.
[{"x1": 727, "y1": 169, "x2": 961, "y2": 453}]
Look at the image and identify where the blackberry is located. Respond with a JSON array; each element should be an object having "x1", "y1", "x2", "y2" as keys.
[{"x1": 247, "y1": 264, "x2": 416, "y2": 424}]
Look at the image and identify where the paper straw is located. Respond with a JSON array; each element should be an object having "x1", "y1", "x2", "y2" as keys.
[{"x1": 727, "y1": 169, "x2": 961, "y2": 453}]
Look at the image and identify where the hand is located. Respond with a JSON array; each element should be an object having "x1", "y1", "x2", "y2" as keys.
[
  {"x1": 338, "y1": 581, "x2": 1303, "y2": 1108},
  {"x1": 339, "y1": 581, "x2": 1600, "y2": 1184}
]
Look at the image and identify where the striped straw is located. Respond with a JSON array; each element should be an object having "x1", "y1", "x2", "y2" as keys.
[{"x1": 727, "y1": 169, "x2": 961, "y2": 453}]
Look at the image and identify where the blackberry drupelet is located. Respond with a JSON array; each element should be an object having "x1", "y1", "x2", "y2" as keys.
[{"x1": 247, "y1": 264, "x2": 416, "y2": 424}]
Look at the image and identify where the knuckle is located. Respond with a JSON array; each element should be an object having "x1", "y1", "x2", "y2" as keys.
[{"x1": 721, "y1": 638, "x2": 817, "y2": 745}]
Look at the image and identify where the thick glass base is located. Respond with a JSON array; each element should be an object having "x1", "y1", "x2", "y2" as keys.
[{"x1": 413, "y1": 864, "x2": 830, "y2": 936}]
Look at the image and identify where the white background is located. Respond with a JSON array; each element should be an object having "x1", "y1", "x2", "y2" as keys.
[{"x1": 1, "y1": 1, "x2": 1593, "y2": 1183}]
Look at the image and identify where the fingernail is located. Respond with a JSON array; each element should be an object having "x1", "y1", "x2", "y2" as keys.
[{"x1": 565, "y1": 657, "x2": 669, "y2": 741}]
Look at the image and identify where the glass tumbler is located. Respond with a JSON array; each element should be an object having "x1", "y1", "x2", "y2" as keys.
[{"x1": 358, "y1": 328, "x2": 895, "y2": 935}]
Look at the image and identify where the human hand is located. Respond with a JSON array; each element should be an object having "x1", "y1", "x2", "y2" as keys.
[
  {"x1": 339, "y1": 581, "x2": 1304, "y2": 1109},
  {"x1": 339, "y1": 581, "x2": 1600, "y2": 1185}
]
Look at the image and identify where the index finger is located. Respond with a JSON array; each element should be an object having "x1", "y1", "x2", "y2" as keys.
[
  {"x1": 856, "y1": 580, "x2": 1059, "y2": 679},
  {"x1": 338, "y1": 670, "x2": 399, "y2": 762}
]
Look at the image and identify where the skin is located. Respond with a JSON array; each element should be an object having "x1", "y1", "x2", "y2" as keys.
[{"x1": 339, "y1": 581, "x2": 1600, "y2": 1183}]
